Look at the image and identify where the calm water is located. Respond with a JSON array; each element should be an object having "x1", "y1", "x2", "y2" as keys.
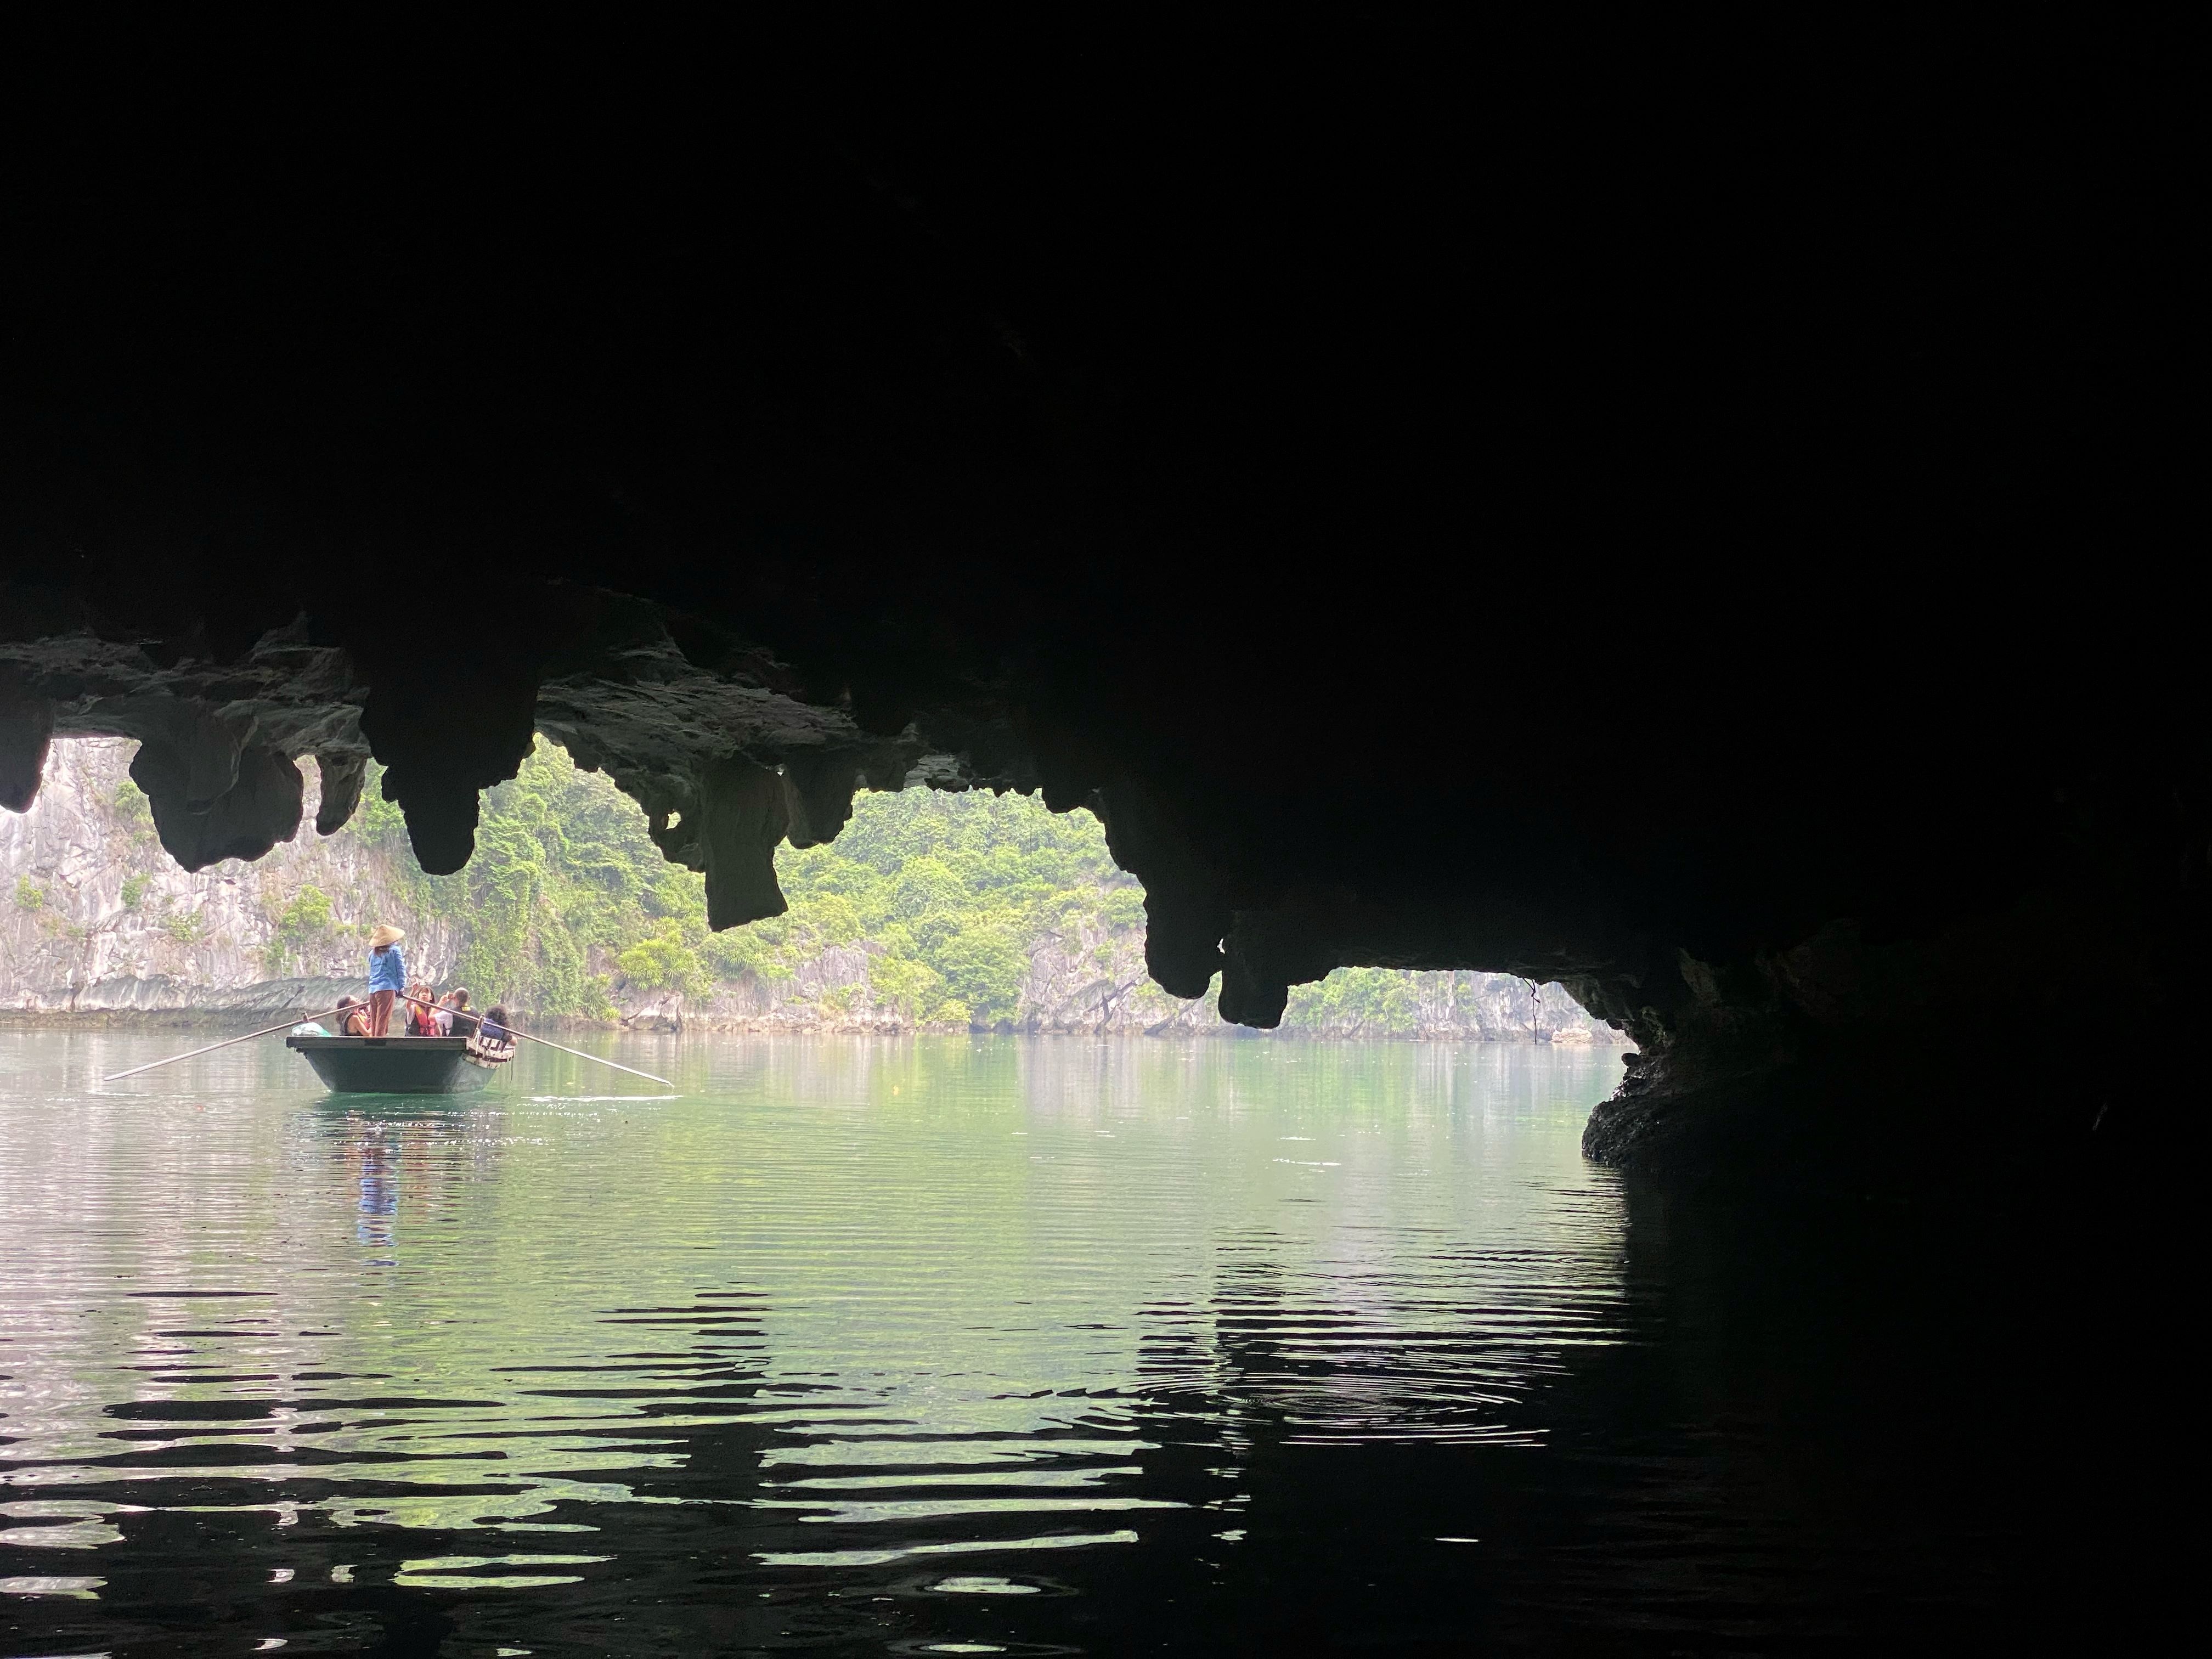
[{"x1": 0, "y1": 1032, "x2": 2150, "y2": 1654}]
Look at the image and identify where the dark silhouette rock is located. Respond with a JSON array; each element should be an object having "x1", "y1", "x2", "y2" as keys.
[
  {"x1": 130, "y1": 740, "x2": 303, "y2": 872},
  {"x1": 0, "y1": 674, "x2": 52, "y2": 813},
  {"x1": 0, "y1": 84, "x2": 2196, "y2": 1167},
  {"x1": 781, "y1": 754, "x2": 861, "y2": 850},
  {"x1": 695, "y1": 757, "x2": 792, "y2": 930},
  {"x1": 314, "y1": 754, "x2": 367, "y2": 836},
  {"x1": 124, "y1": 704, "x2": 242, "y2": 811}
]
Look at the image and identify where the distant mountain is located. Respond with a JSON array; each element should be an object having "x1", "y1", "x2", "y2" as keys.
[{"x1": 2, "y1": 739, "x2": 1621, "y2": 1043}]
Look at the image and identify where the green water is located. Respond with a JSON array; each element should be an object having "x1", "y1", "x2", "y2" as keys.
[
  {"x1": 1, "y1": 1033, "x2": 1626, "y2": 1654},
  {"x1": 2, "y1": 1030, "x2": 2141, "y2": 1652}
]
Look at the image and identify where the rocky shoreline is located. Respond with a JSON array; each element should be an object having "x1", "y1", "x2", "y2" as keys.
[{"x1": 1, "y1": 995, "x2": 1621, "y2": 1045}]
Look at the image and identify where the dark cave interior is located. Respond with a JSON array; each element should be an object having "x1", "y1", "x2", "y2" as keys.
[{"x1": 2, "y1": 75, "x2": 2197, "y2": 1172}]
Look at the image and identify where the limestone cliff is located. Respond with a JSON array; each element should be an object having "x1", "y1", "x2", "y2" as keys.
[
  {"x1": 0, "y1": 739, "x2": 459, "y2": 1014},
  {"x1": 604, "y1": 924, "x2": 1610, "y2": 1042}
]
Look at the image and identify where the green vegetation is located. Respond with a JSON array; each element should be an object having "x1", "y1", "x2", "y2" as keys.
[
  {"x1": 111, "y1": 779, "x2": 155, "y2": 843},
  {"x1": 14, "y1": 876, "x2": 43, "y2": 911},
  {"x1": 162, "y1": 908, "x2": 205, "y2": 945},
  {"x1": 614, "y1": 924, "x2": 706, "y2": 996},
  {"x1": 356, "y1": 744, "x2": 675, "y2": 1018},
  {"x1": 120, "y1": 871, "x2": 149, "y2": 909},
  {"x1": 718, "y1": 788, "x2": 1135, "y2": 1026},
  {"x1": 264, "y1": 884, "x2": 337, "y2": 976},
  {"x1": 1280, "y1": 968, "x2": 1423, "y2": 1035},
  {"x1": 357, "y1": 742, "x2": 1137, "y2": 1024}
]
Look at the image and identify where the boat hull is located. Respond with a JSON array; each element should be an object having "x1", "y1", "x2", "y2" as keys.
[{"x1": 286, "y1": 1035, "x2": 498, "y2": 1094}]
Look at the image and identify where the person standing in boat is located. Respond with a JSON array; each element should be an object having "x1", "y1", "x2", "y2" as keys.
[{"x1": 365, "y1": 925, "x2": 406, "y2": 1036}]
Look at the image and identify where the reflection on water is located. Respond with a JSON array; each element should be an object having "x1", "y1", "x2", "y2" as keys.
[{"x1": 0, "y1": 1032, "x2": 2147, "y2": 1652}]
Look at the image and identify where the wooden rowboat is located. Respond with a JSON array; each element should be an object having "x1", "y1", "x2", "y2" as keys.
[
  {"x1": 285, "y1": 1034, "x2": 507, "y2": 1094},
  {"x1": 104, "y1": 1014, "x2": 655, "y2": 1096}
]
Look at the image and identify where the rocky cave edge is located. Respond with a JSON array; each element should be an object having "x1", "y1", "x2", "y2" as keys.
[{"x1": 3, "y1": 95, "x2": 2197, "y2": 1172}]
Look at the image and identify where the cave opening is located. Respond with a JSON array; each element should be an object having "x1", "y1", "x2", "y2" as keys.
[
  {"x1": 0, "y1": 75, "x2": 2191, "y2": 1645},
  {"x1": 2, "y1": 733, "x2": 1616, "y2": 1054}
]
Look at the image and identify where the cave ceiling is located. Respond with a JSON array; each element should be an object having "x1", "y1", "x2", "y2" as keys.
[{"x1": 2, "y1": 86, "x2": 2195, "y2": 1161}]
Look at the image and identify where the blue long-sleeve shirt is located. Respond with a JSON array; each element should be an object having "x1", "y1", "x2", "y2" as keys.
[{"x1": 367, "y1": 946, "x2": 406, "y2": 991}]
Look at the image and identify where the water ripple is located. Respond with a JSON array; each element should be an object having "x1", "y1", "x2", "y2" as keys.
[{"x1": 2, "y1": 1032, "x2": 1629, "y2": 1653}]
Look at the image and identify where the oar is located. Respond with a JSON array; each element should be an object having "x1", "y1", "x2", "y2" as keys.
[
  {"x1": 396, "y1": 991, "x2": 675, "y2": 1088},
  {"x1": 501, "y1": 1029, "x2": 675, "y2": 1088},
  {"x1": 99, "y1": 1001, "x2": 363, "y2": 1082}
]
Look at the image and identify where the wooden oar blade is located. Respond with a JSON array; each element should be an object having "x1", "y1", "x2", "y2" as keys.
[{"x1": 510, "y1": 1029, "x2": 675, "y2": 1088}]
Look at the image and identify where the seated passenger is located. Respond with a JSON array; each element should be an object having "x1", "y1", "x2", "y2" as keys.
[
  {"x1": 440, "y1": 988, "x2": 477, "y2": 1039},
  {"x1": 335, "y1": 995, "x2": 371, "y2": 1036},
  {"x1": 405, "y1": 984, "x2": 442, "y2": 1036},
  {"x1": 465, "y1": 1004, "x2": 517, "y2": 1065}
]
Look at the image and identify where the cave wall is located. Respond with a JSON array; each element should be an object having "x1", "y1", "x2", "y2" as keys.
[{"x1": 2, "y1": 72, "x2": 2196, "y2": 1165}]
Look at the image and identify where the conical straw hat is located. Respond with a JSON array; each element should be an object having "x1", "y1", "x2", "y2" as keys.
[{"x1": 369, "y1": 924, "x2": 405, "y2": 948}]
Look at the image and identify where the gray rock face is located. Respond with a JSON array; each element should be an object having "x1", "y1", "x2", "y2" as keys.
[
  {"x1": 0, "y1": 740, "x2": 460, "y2": 1014},
  {"x1": 51, "y1": 974, "x2": 362, "y2": 1018}
]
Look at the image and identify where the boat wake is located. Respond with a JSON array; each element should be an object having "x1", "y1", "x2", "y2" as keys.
[{"x1": 527, "y1": 1093, "x2": 682, "y2": 1103}]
